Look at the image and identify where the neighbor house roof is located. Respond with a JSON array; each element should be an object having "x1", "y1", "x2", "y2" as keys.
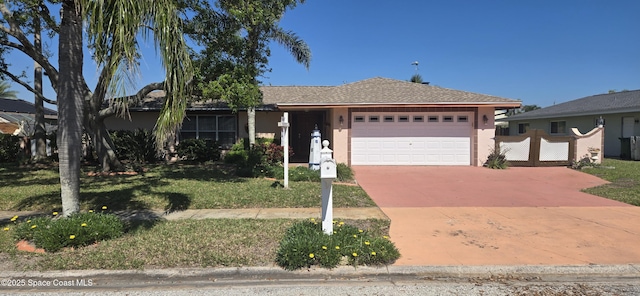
[
  {"x1": 502, "y1": 89, "x2": 640, "y2": 121},
  {"x1": 261, "y1": 77, "x2": 520, "y2": 107},
  {"x1": 0, "y1": 122, "x2": 19, "y2": 134},
  {"x1": 0, "y1": 98, "x2": 57, "y2": 116}
]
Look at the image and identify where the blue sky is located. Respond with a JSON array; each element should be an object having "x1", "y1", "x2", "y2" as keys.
[
  {"x1": 262, "y1": 0, "x2": 640, "y2": 107},
  {"x1": 6, "y1": 0, "x2": 640, "y2": 110}
]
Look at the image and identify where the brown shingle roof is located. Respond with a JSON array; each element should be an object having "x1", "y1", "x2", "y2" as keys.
[
  {"x1": 261, "y1": 77, "x2": 519, "y2": 106},
  {"x1": 137, "y1": 77, "x2": 520, "y2": 109}
]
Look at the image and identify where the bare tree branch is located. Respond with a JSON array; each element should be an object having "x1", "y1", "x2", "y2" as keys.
[
  {"x1": 98, "y1": 82, "x2": 164, "y2": 119},
  {"x1": 0, "y1": 69, "x2": 56, "y2": 104},
  {"x1": 0, "y1": 3, "x2": 60, "y2": 89}
]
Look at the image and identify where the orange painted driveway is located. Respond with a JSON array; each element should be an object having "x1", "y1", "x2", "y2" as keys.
[{"x1": 354, "y1": 166, "x2": 640, "y2": 266}]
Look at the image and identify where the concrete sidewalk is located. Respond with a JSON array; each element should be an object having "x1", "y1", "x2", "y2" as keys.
[{"x1": 0, "y1": 207, "x2": 389, "y2": 223}]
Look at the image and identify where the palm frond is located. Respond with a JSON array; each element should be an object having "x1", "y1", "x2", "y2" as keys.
[{"x1": 269, "y1": 27, "x2": 311, "y2": 69}]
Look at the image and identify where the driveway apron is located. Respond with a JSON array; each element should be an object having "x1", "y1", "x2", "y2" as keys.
[{"x1": 354, "y1": 166, "x2": 640, "y2": 266}]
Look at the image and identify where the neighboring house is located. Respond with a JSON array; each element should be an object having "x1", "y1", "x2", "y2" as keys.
[
  {"x1": 105, "y1": 77, "x2": 520, "y2": 166},
  {"x1": 501, "y1": 90, "x2": 640, "y2": 157},
  {"x1": 0, "y1": 97, "x2": 57, "y2": 135}
]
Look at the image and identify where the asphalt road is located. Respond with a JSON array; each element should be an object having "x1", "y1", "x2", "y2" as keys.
[{"x1": 1, "y1": 265, "x2": 639, "y2": 295}]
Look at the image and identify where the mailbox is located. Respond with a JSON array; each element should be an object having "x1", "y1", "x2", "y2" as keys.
[{"x1": 320, "y1": 159, "x2": 337, "y2": 179}]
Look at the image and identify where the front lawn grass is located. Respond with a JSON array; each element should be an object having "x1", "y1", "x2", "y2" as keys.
[
  {"x1": 0, "y1": 163, "x2": 375, "y2": 212},
  {"x1": 0, "y1": 218, "x2": 390, "y2": 271},
  {"x1": 581, "y1": 158, "x2": 640, "y2": 206}
]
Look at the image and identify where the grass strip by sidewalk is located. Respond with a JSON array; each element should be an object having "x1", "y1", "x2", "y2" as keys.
[
  {"x1": 0, "y1": 218, "x2": 390, "y2": 271},
  {"x1": 581, "y1": 158, "x2": 640, "y2": 206},
  {"x1": 0, "y1": 164, "x2": 375, "y2": 212}
]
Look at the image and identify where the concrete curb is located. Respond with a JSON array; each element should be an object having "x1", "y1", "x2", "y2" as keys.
[{"x1": 3, "y1": 264, "x2": 639, "y2": 280}]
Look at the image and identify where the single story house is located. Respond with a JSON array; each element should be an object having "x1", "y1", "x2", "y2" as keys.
[
  {"x1": 0, "y1": 97, "x2": 57, "y2": 135},
  {"x1": 106, "y1": 77, "x2": 521, "y2": 166},
  {"x1": 500, "y1": 90, "x2": 640, "y2": 157}
]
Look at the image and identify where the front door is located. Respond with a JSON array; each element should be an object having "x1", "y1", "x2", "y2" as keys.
[{"x1": 290, "y1": 111, "x2": 325, "y2": 163}]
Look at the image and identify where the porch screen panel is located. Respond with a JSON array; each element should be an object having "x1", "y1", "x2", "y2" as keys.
[{"x1": 218, "y1": 116, "x2": 237, "y2": 148}]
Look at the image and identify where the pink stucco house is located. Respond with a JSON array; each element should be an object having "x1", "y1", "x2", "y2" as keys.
[{"x1": 105, "y1": 77, "x2": 521, "y2": 166}]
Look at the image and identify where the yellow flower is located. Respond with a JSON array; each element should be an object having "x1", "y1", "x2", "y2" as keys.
[
  {"x1": 322, "y1": 246, "x2": 327, "y2": 250},
  {"x1": 310, "y1": 218, "x2": 315, "y2": 222},
  {"x1": 31, "y1": 225, "x2": 37, "y2": 229},
  {"x1": 383, "y1": 236, "x2": 389, "y2": 239},
  {"x1": 352, "y1": 252, "x2": 358, "y2": 257},
  {"x1": 2, "y1": 227, "x2": 9, "y2": 231},
  {"x1": 371, "y1": 252, "x2": 377, "y2": 256},
  {"x1": 358, "y1": 229, "x2": 363, "y2": 233},
  {"x1": 101, "y1": 206, "x2": 107, "y2": 210},
  {"x1": 27, "y1": 220, "x2": 31, "y2": 223},
  {"x1": 353, "y1": 234, "x2": 357, "y2": 238},
  {"x1": 52, "y1": 212, "x2": 58, "y2": 216},
  {"x1": 81, "y1": 223, "x2": 87, "y2": 227},
  {"x1": 309, "y1": 253, "x2": 314, "y2": 258},
  {"x1": 69, "y1": 235, "x2": 75, "y2": 239},
  {"x1": 332, "y1": 220, "x2": 336, "y2": 224},
  {"x1": 339, "y1": 221, "x2": 344, "y2": 225},
  {"x1": 335, "y1": 246, "x2": 340, "y2": 250},
  {"x1": 364, "y1": 241, "x2": 370, "y2": 245},
  {"x1": 10, "y1": 215, "x2": 18, "y2": 222},
  {"x1": 88, "y1": 210, "x2": 94, "y2": 213}
]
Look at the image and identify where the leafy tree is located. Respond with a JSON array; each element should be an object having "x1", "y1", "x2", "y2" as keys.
[
  {"x1": 1, "y1": 0, "x2": 192, "y2": 216},
  {"x1": 190, "y1": 0, "x2": 311, "y2": 145},
  {"x1": 505, "y1": 104, "x2": 541, "y2": 116}
]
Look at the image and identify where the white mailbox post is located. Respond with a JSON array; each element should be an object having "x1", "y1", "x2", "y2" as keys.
[
  {"x1": 277, "y1": 113, "x2": 290, "y2": 188},
  {"x1": 320, "y1": 140, "x2": 336, "y2": 234}
]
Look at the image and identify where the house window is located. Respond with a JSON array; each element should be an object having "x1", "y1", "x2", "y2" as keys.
[
  {"x1": 443, "y1": 116, "x2": 454, "y2": 122},
  {"x1": 398, "y1": 115, "x2": 409, "y2": 122},
  {"x1": 383, "y1": 115, "x2": 395, "y2": 122},
  {"x1": 180, "y1": 115, "x2": 237, "y2": 148},
  {"x1": 354, "y1": 116, "x2": 365, "y2": 123},
  {"x1": 369, "y1": 115, "x2": 379, "y2": 122},
  {"x1": 518, "y1": 123, "x2": 529, "y2": 134},
  {"x1": 550, "y1": 121, "x2": 566, "y2": 134},
  {"x1": 413, "y1": 115, "x2": 424, "y2": 122},
  {"x1": 428, "y1": 116, "x2": 439, "y2": 122},
  {"x1": 457, "y1": 116, "x2": 468, "y2": 123}
]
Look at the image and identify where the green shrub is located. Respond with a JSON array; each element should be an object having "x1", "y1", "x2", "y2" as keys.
[
  {"x1": 275, "y1": 220, "x2": 400, "y2": 271},
  {"x1": 176, "y1": 138, "x2": 221, "y2": 162},
  {"x1": 0, "y1": 134, "x2": 21, "y2": 163},
  {"x1": 230, "y1": 141, "x2": 286, "y2": 178},
  {"x1": 271, "y1": 164, "x2": 353, "y2": 183},
  {"x1": 13, "y1": 212, "x2": 124, "y2": 252},
  {"x1": 336, "y1": 163, "x2": 353, "y2": 182},
  {"x1": 484, "y1": 146, "x2": 509, "y2": 169},
  {"x1": 110, "y1": 129, "x2": 157, "y2": 163}
]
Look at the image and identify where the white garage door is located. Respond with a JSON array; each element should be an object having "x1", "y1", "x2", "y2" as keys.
[{"x1": 351, "y1": 112, "x2": 472, "y2": 165}]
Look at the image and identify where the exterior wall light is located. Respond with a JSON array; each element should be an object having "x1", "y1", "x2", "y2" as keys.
[
  {"x1": 482, "y1": 114, "x2": 489, "y2": 126},
  {"x1": 339, "y1": 115, "x2": 344, "y2": 127}
]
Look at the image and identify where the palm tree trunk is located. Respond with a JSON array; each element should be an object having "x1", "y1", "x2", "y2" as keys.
[{"x1": 57, "y1": 0, "x2": 84, "y2": 217}]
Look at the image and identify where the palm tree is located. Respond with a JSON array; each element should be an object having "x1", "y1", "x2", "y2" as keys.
[
  {"x1": 0, "y1": 81, "x2": 18, "y2": 99},
  {"x1": 410, "y1": 74, "x2": 423, "y2": 84},
  {"x1": 56, "y1": 0, "x2": 192, "y2": 216}
]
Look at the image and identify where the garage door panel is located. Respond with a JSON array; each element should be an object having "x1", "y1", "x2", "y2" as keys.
[{"x1": 351, "y1": 112, "x2": 472, "y2": 165}]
